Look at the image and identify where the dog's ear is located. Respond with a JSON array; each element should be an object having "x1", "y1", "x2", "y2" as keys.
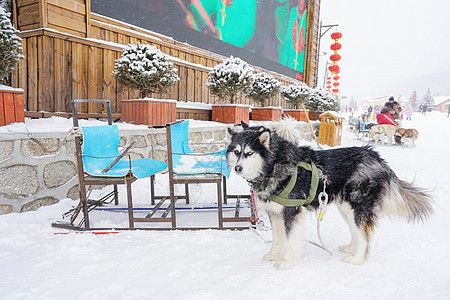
[
  {"x1": 227, "y1": 127, "x2": 235, "y2": 136},
  {"x1": 241, "y1": 121, "x2": 249, "y2": 129},
  {"x1": 258, "y1": 129, "x2": 271, "y2": 148}
]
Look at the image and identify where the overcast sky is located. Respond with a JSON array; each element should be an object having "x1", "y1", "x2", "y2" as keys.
[{"x1": 317, "y1": 0, "x2": 450, "y2": 102}]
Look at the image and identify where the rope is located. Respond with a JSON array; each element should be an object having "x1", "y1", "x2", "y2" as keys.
[
  {"x1": 312, "y1": 174, "x2": 332, "y2": 255},
  {"x1": 27, "y1": 127, "x2": 82, "y2": 153},
  {"x1": 301, "y1": 102, "x2": 324, "y2": 150}
]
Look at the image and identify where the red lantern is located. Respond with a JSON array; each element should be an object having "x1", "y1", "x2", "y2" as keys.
[
  {"x1": 331, "y1": 32, "x2": 342, "y2": 40},
  {"x1": 332, "y1": 88, "x2": 339, "y2": 93},
  {"x1": 330, "y1": 54, "x2": 341, "y2": 62},
  {"x1": 333, "y1": 82, "x2": 340, "y2": 87},
  {"x1": 327, "y1": 80, "x2": 331, "y2": 84},
  {"x1": 330, "y1": 43, "x2": 341, "y2": 51},
  {"x1": 327, "y1": 85, "x2": 331, "y2": 89},
  {"x1": 328, "y1": 65, "x2": 340, "y2": 73},
  {"x1": 333, "y1": 75, "x2": 340, "y2": 80}
]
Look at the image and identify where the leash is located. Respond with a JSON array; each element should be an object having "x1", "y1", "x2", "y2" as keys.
[{"x1": 310, "y1": 175, "x2": 332, "y2": 255}]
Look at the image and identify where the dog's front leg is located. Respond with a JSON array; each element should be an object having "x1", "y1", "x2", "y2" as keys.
[
  {"x1": 263, "y1": 212, "x2": 285, "y2": 262},
  {"x1": 275, "y1": 210, "x2": 306, "y2": 270}
]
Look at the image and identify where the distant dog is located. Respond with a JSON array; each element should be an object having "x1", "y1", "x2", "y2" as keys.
[
  {"x1": 226, "y1": 120, "x2": 433, "y2": 270},
  {"x1": 369, "y1": 124, "x2": 397, "y2": 146},
  {"x1": 395, "y1": 128, "x2": 419, "y2": 146}
]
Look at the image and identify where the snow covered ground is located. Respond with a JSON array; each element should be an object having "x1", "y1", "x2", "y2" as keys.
[{"x1": 0, "y1": 112, "x2": 449, "y2": 300}]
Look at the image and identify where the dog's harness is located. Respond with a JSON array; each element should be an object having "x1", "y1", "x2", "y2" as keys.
[
  {"x1": 268, "y1": 161, "x2": 320, "y2": 207},
  {"x1": 250, "y1": 160, "x2": 332, "y2": 255}
]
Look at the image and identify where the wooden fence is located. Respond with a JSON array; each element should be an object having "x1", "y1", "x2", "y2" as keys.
[{"x1": 11, "y1": 0, "x2": 321, "y2": 118}]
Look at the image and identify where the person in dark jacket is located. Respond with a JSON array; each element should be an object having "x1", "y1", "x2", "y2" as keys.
[{"x1": 384, "y1": 96, "x2": 402, "y2": 126}]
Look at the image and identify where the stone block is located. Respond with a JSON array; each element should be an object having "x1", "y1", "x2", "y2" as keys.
[
  {"x1": 148, "y1": 133, "x2": 167, "y2": 146},
  {"x1": 43, "y1": 161, "x2": 76, "y2": 188},
  {"x1": 213, "y1": 130, "x2": 226, "y2": 141},
  {"x1": 0, "y1": 204, "x2": 13, "y2": 215},
  {"x1": 189, "y1": 132, "x2": 203, "y2": 144},
  {"x1": 0, "y1": 140, "x2": 14, "y2": 162},
  {"x1": 203, "y1": 131, "x2": 212, "y2": 140},
  {"x1": 67, "y1": 185, "x2": 79, "y2": 200},
  {"x1": 20, "y1": 196, "x2": 58, "y2": 212},
  {"x1": 151, "y1": 149, "x2": 167, "y2": 164},
  {"x1": 21, "y1": 138, "x2": 60, "y2": 157},
  {"x1": 65, "y1": 139, "x2": 76, "y2": 155},
  {"x1": 0, "y1": 164, "x2": 39, "y2": 198},
  {"x1": 129, "y1": 136, "x2": 147, "y2": 148}
]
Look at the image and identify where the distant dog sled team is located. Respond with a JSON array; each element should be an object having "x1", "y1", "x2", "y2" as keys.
[
  {"x1": 355, "y1": 96, "x2": 419, "y2": 146},
  {"x1": 226, "y1": 118, "x2": 433, "y2": 270}
]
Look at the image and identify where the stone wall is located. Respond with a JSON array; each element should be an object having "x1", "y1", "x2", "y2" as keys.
[{"x1": 0, "y1": 122, "x2": 315, "y2": 214}]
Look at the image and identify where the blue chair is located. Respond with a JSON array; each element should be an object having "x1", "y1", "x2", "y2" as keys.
[
  {"x1": 166, "y1": 120, "x2": 253, "y2": 229},
  {"x1": 54, "y1": 99, "x2": 168, "y2": 231}
]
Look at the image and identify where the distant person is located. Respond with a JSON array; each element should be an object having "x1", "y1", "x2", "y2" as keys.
[
  {"x1": 422, "y1": 104, "x2": 428, "y2": 116},
  {"x1": 384, "y1": 96, "x2": 402, "y2": 126},
  {"x1": 447, "y1": 104, "x2": 450, "y2": 118},
  {"x1": 367, "y1": 105, "x2": 374, "y2": 121}
]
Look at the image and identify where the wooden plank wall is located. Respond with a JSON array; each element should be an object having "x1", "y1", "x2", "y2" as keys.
[{"x1": 12, "y1": 0, "x2": 321, "y2": 116}]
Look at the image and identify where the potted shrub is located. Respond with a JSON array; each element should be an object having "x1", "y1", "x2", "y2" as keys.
[
  {"x1": 113, "y1": 42, "x2": 180, "y2": 126},
  {"x1": 206, "y1": 56, "x2": 253, "y2": 124},
  {"x1": 0, "y1": 7, "x2": 25, "y2": 126},
  {"x1": 280, "y1": 82, "x2": 311, "y2": 122},
  {"x1": 304, "y1": 88, "x2": 340, "y2": 120},
  {"x1": 245, "y1": 72, "x2": 282, "y2": 121}
]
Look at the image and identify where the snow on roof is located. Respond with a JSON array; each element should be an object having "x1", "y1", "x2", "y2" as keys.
[{"x1": 433, "y1": 96, "x2": 450, "y2": 106}]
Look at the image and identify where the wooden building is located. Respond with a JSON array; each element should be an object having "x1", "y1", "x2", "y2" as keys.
[{"x1": 11, "y1": 0, "x2": 322, "y2": 119}]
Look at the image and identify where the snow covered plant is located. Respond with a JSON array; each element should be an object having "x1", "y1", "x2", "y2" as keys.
[
  {"x1": 245, "y1": 72, "x2": 281, "y2": 107},
  {"x1": 280, "y1": 82, "x2": 311, "y2": 109},
  {"x1": 0, "y1": 7, "x2": 23, "y2": 85},
  {"x1": 113, "y1": 42, "x2": 179, "y2": 98},
  {"x1": 304, "y1": 88, "x2": 340, "y2": 112},
  {"x1": 206, "y1": 56, "x2": 254, "y2": 104}
]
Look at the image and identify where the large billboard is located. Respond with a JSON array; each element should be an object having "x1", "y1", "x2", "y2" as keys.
[{"x1": 92, "y1": 0, "x2": 308, "y2": 80}]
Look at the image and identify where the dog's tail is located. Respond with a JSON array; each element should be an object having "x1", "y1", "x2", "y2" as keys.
[
  {"x1": 385, "y1": 179, "x2": 434, "y2": 222},
  {"x1": 271, "y1": 117, "x2": 302, "y2": 145}
]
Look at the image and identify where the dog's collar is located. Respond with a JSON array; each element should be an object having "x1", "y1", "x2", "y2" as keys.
[{"x1": 268, "y1": 161, "x2": 320, "y2": 207}]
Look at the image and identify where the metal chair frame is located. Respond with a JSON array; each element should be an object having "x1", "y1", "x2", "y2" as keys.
[
  {"x1": 165, "y1": 120, "x2": 254, "y2": 230},
  {"x1": 52, "y1": 99, "x2": 167, "y2": 231}
]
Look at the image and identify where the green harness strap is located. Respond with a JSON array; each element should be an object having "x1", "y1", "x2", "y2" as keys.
[{"x1": 268, "y1": 161, "x2": 320, "y2": 207}]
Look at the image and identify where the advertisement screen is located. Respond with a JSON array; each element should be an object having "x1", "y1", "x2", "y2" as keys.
[{"x1": 92, "y1": 0, "x2": 308, "y2": 80}]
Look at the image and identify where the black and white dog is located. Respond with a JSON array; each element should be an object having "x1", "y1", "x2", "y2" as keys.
[{"x1": 226, "y1": 120, "x2": 433, "y2": 270}]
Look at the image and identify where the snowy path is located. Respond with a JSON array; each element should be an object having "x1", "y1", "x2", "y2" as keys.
[{"x1": 0, "y1": 112, "x2": 449, "y2": 300}]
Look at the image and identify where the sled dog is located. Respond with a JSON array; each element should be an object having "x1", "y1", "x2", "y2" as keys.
[
  {"x1": 226, "y1": 121, "x2": 433, "y2": 270},
  {"x1": 395, "y1": 128, "x2": 419, "y2": 146},
  {"x1": 369, "y1": 124, "x2": 397, "y2": 146}
]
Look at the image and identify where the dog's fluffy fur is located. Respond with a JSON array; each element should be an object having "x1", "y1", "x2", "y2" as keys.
[
  {"x1": 226, "y1": 120, "x2": 433, "y2": 270},
  {"x1": 369, "y1": 124, "x2": 397, "y2": 146}
]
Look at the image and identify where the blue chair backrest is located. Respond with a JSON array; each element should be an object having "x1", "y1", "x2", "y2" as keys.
[
  {"x1": 82, "y1": 125, "x2": 121, "y2": 158},
  {"x1": 170, "y1": 120, "x2": 231, "y2": 177}
]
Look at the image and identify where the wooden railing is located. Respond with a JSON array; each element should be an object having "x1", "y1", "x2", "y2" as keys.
[{"x1": 12, "y1": 0, "x2": 320, "y2": 117}]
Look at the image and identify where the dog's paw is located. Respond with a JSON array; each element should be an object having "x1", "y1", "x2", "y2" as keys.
[
  {"x1": 342, "y1": 255, "x2": 365, "y2": 265},
  {"x1": 274, "y1": 259, "x2": 294, "y2": 270},
  {"x1": 338, "y1": 244, "x2": 354, "y2": 254},
  {"x1": 263, "y1": 252, "x2": 282, "y2": 262}
]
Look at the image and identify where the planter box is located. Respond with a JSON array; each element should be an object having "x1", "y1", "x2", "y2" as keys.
[
  {"x1": 121, "y1": 98, "x2": 177, "y2": 127},
  {"x1": 211, "y1": 104, "x2": 250, "y2": 124},
  {"x1": 283, "y1": 109, "x2": 309, "y2": 122},
  {"x1": 308, "y1": 111, "x2": 323, "y2": 121},
  {"x1": 0, "y1": 86, "x2": 25, "y2": 126},
  {"x1": 251, "y1": 107, "x2": 282, "y2": 121}
]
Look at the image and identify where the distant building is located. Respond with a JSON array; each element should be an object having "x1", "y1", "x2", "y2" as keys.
[{"x1": 434, "y1": 97, "x2": 450, "y2": 113}]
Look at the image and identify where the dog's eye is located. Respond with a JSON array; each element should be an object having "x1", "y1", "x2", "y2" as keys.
[
  {"x1": 246, "y1": 151, "x2": 254, "y2": 156},
  {"x1": 234, "y1": 150, "x2": 240, "y2": 155}
]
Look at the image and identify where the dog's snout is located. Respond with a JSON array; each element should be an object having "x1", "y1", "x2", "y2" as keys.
[{"x1": 235, "y1": 165, "x2": 243, "y2": 173}]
